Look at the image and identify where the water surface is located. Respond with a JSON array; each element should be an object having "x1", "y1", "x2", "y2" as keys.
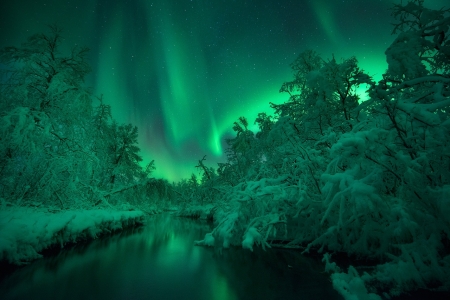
[{"x1": 0, "y1": 214, "x2": 341, "y2": 300}]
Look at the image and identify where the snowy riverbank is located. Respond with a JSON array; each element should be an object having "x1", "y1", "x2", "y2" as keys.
[
  {"x1": 175, "y1": 204, "x2": 217, "y2": 220},
  {"x1": 0, "y1": 207, "x2": 145, "y2": 265}
]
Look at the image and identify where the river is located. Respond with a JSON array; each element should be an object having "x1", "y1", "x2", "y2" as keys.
[{"x1": 0, "y1": 214, "x2": 342, "y2": 300}]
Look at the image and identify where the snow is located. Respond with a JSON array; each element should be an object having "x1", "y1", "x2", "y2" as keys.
[
  {"x1": 241, "y1": 227, "x2": 262, "y2": 251},
  {"x1": 195, "y1": 212, "x2": 240, "y2": 248},
  {"x1": 330, "y1": 267, "x2": 381, "y2": 300},
  {"x1": 0, "y1": 207, "x2": 145, "y2": 265},
  {"x1": 176, "y1": 204, "x2": 216, "y2": 220},
  {"x1": 199, "y1": 232, "x2": 215, "y2": 247}
]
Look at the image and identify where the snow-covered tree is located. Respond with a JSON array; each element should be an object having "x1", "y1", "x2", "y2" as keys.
[
  {"x1": 194, "y1": 1, "x2": 450, "y2": 298},
  {"x1": 386, "y1": 0, "x2": 450, "y2": 79},
  {"x1": 0, "y1": 26, "x2": 156, "y2": 209},
  {"x1": 0, "y1": 26, "x2": 96, "y2": 207},
  {"x1": 108, "y1": 123, "x2": 142, "y2": 186}
]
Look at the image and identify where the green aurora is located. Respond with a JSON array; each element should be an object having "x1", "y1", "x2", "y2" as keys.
[{"x1": 1, "y1": 0, "x2": 448, "y2": 181}]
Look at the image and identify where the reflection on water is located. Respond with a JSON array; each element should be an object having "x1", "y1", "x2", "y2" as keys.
[{"x1": 0, "y1": 214, "x2": 342, "y2": 300}]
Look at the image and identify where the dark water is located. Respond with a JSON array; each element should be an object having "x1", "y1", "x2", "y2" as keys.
[{"x1": 0, "y1": 214, "x2": 342, "y2": 300}]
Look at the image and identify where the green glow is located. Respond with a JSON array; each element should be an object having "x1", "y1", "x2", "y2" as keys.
[
  {"x1": 211, "y1": 273, "x2": 237, "y2": 300},
  {"x1": 4, "y1": 0, "x2": 449, "y2": 185},
  {"x1": 149, "y1": 0, "x2": 219, "y2": 156},
  {"x1": 91, "y1": 0, "x2": 404, "y2": 182},
  {"x1": 95, "y1": 12, "x2": 130, "y2": 125},
  {"x1": 208, "y1": 107, "x2": 223, "y2": 156},
  {"x1": 215, "y1": 84, "x2": 288, "y2": 137},
  {"x1": 140, "y1": 146, "x2": 194, "y2": 183},
  {"x1": 310, "y1": 0, "x2": 342, "y2": 45}
]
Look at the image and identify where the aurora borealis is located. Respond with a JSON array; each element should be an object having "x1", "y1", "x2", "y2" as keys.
[{"x1": 1, "y1": 0, "x2": 448, "y2": 181}]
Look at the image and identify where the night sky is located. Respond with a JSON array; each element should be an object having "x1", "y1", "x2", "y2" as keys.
[{"x1": 1, "y1": 0, "x2": 447, "y2": 181}]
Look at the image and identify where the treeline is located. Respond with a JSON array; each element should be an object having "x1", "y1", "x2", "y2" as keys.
[
  {"x1": 177, "y1": 1, "x2": 450, "y2": 297},
  {"x1": 0, "y1": 25, "x2": 165, "y2": 210}
]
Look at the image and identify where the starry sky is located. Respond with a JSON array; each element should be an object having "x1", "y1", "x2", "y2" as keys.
[{"x1": 1, "y1": 0, "x2": 447, "y2": 181}]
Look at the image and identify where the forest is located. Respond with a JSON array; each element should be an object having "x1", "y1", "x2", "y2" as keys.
[{"x1": 1, "y1": 0, "x2": 449, "y2": 299}]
